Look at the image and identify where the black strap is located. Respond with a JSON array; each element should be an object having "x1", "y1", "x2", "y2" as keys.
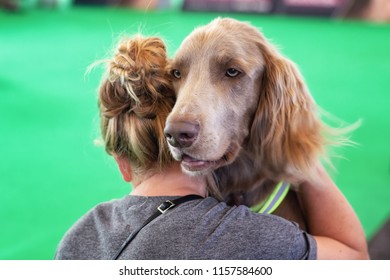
[{"x1": 112, "y1": 194, "x2": 203, "y2": 260}]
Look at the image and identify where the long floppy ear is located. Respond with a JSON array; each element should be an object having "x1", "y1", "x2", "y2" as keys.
[{"x1": 249, "y1": 40, "x2": 325, "y2": 183}]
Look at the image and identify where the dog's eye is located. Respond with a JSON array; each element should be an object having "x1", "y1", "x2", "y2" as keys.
[
  {"x1": 171, "y1": 69, "x2": 181, "y2": 79},
  {"x1": 226, "y1": 68, "x2": 241, "y2": 78}
]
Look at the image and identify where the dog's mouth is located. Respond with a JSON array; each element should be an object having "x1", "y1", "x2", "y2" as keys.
[
  {"x1": 179, "y1": 142, "x2": 240, "y2": 174},
  {"x1": 181, "y1": 154, "x2": 216, "y2": 172}
]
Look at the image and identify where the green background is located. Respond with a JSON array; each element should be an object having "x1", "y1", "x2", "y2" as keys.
[{"x1": 0, "y1": 6, "x2": 389, "y2": 259}]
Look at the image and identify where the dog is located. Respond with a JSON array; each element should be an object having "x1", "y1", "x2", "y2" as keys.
[{"x1": 164, "y1": 17, "x2": 345, "y2": 228}]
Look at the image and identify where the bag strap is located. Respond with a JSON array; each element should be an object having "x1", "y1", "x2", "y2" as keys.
[{"x1": 112, "y1": 194, "x2": 203, "y2": 260}]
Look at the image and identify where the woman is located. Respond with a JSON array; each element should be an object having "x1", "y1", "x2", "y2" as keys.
[{"x1": 55, "y1": 36, "x2": 369, "y2": 260}]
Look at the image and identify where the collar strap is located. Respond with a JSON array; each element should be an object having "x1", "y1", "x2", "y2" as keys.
[
  {"x1": 112, "y1": 194, "x2": 203, "y2": 260},
  {"x1": 250, "y1": 181, "x2": 290, "y2": 214}
]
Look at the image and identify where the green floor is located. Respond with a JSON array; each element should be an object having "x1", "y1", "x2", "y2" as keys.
[{"x1": 0, "y1": 7, "x2": 389, "y2": 260}]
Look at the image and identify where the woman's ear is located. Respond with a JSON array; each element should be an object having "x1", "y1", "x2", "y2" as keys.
[{"x1": 114, "y1": 155, "x2": 133, "y2": 182}]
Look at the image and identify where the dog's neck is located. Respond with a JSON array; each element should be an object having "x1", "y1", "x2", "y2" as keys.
[{"x1": 214, "y1": 148, "x2": 277, "y2": 206}]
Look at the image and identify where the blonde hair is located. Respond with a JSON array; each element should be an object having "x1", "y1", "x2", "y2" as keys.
[{"x1": 98, "y1": 36, "x2": 175, "y2": 177}]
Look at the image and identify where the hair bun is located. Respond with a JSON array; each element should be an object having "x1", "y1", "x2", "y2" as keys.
[{"x1": 100, "y1": 36, "x2": 173, "y2": 119}]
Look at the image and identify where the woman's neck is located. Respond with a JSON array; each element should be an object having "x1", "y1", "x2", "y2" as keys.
[{"x1": 130, "y1": 163, "x2": 207, "y2": 197}]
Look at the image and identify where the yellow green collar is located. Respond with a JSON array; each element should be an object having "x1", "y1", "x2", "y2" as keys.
[{"x1": 250, "y1": 181, "x2": 290, "y2": 214}]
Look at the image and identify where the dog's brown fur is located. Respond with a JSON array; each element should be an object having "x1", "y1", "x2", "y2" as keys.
[{"x1": 165, "y1": 18, "x2": 337, "y2": 228}]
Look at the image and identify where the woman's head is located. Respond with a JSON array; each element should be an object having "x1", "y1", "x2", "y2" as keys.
[{"x1": 98, "y1": 36, "x2": 175, "y2": 178}]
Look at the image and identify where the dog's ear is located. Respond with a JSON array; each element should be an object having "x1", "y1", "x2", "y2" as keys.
[{"x1": 249, "y1": 41, "x2": 325, "y2": 183}]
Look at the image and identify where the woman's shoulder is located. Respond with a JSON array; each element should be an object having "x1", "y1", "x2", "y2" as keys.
[
  {"x1": 176, "y1": 197, "x2": 317, "y2": 259},
  {"x1": 55, "y1": 196, "x2": 131, "y2": 259}
]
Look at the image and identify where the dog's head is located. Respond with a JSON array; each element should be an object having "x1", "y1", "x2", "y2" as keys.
[{"x1": 165, "y1": 18, "x2": 324, "y2": 181}]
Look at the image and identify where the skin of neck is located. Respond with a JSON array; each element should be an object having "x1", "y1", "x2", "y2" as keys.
[{"x1": 115, "y1": 155, "x2": 207, "y2": 197}]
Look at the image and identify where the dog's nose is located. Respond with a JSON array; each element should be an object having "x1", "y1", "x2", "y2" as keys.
[{"x1": 164, "y1": 121, "x2": 199, "y2": 148}]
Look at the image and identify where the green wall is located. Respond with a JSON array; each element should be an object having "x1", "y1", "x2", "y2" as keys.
[{"x1": 0, "y1": 7, "x2": 389, "y2": 259}]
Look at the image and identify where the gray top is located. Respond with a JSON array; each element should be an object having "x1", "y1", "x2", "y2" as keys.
[{"x1": 55, "y1": 195, "x2": 317, "y2": 260}]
